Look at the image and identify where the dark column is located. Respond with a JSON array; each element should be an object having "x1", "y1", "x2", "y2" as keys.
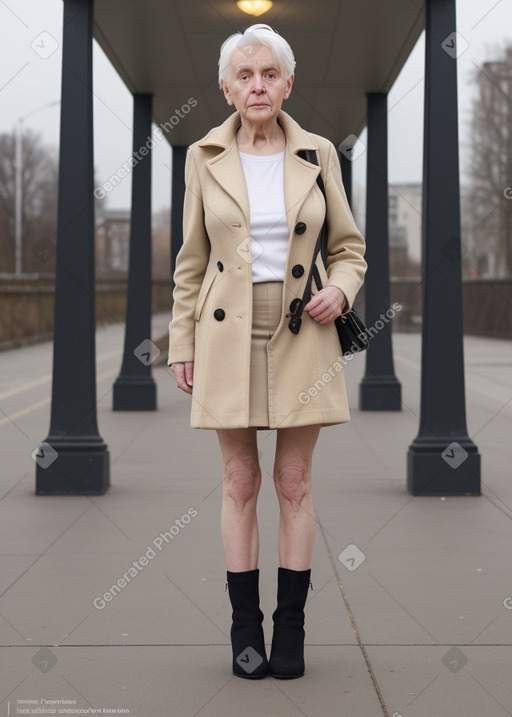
[
  {"x1": 407, "y1": 0, "x2": 480, "y2": 495},
  {"x1": 340, "y1": 151, "x2": 353, "y2": 209},
  {"x1": 113, "y1": 94, "x2": 157, "y2": 410},
  {"x1": 170, "y1": 146, "x2": 187, "y2": 290},
  {"x1": 35, "y1": 0, "x2": 109, "y2": 495},
  {"x1": 359, "y1": 93, "x2": 402, "y2": 410}
]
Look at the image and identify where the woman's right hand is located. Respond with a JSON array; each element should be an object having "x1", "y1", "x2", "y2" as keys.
[{"x1": 170, "y1": 361, "x2": 194, "y2": 394}]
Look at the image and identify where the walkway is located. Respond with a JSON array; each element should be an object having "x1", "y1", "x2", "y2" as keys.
[{"x1": 1, "y1": 314, "x2": 511, "y2": 716}]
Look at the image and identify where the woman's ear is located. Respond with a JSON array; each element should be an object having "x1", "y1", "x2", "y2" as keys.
[
  {"x1": 220, "y1": 79, "x2": 233, "y2": 106},
  {"x1": 283, "y1": 74, "x2": 294, "y2": 100}
]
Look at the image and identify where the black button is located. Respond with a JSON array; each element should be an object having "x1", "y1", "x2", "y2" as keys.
[
  {"x1": 292, "y1": 264, "x2": 304, "y2": 278},
  {"x1": 295, "y1": 222, "x2": 307, "y2": 235},
  {"x1": 217, "y1": 261, "x2": 224, "y2": 272},
  {"x1": 213, "y1": 309, "x2": 225, "y2": 321},
  {"x1": 289, "y1": 298, "x2": 302, "y2": 314},
  {"x1": 289, "y1": 317, "x2": 302, "y2": 334}
]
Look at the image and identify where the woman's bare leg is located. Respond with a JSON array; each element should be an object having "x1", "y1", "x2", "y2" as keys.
[
  {"x1": 273, "y1": 425, "x2": 321, "y2": 570},
  {"x1": 217, "y1": 427, "x2": 261, "y2": 572}
]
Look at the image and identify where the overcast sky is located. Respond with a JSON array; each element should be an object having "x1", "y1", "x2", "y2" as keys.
[{"x1": 1, "y1": 0, "x2": 511, "y2": 216}]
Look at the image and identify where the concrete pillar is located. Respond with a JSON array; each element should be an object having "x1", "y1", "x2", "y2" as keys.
[
  {"x1": 359, "y1": 92, "x2": 402, "y2": 411},
  {"x1": 113, "y1": 94, "x2": 157, "y2": 410},
  {"x1": 36, "y1": 0, "x2": 109, "y2": 495},
  {"x1": 407, "y1": 0, "x2": 480, "y2": 495},
  {"x1": 340, "y1": 151, "x2": 353, "y2": 209},
  {"x1": 170, "y1": 146, "x2": 187, "y2": 289}
]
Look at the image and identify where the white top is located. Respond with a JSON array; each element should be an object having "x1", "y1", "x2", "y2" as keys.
[{"x1": 239, "y1": 150, "x2": 289, "y2": 283}]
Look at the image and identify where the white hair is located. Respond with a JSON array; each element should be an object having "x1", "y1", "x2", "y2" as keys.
[{"x1": 218, "y1": 23, "x2": 296, "y2": 88}]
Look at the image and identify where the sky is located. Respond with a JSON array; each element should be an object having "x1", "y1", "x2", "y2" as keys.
[{"x1": 0, "y1": 0, "x2": 511, "y2": 217}]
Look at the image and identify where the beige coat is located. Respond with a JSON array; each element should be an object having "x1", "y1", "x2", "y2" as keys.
[{"x1": 168, "y1": 110, "x2": 367, "y2": 429}]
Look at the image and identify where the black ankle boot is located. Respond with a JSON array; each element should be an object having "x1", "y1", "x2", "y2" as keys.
[
  {"x1": 225, "y1": 569, "x2": 268, "y2": 679},
  {"x1": 268, "y1": 567, "x2": 312, "y2": 679}
]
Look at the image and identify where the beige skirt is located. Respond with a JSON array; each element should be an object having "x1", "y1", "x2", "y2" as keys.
[{"x1": 249, "y1": 281, "x2": 284, "y2": 428}]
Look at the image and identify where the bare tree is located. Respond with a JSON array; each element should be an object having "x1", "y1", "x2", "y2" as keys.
[
  {"x1": 0, "y1": 128, "x2": 59, "y2": 274},
  {"x1": 466, "y1": 42, "x2": 512, "y2": 278},
  {"x1": 0, "y1": 128, "x2": 111, "y2": 276}
]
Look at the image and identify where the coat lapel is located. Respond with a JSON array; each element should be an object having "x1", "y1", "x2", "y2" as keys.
[{"x1": 198, "y1": 110, "x2": 321, "y2": 233}]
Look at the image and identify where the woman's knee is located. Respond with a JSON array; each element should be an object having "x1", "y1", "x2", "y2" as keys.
[
  {"x1": 223, "y1": 454, "x2": 261, "y2": 511},
  {"x1": 217, "y1": 429, "x2": 261, "y2": 511},
  {"x1": 274, "y1": 456, "x2": 311, "y2": 511}
]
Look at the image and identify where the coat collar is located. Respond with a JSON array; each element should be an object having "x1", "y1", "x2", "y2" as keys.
[
  {"x1": 197, "y1": 111, "x2": 321, "y2": 232},
  {"x1": 197, "y1": 110, "x2": 319, "y2": 154}
]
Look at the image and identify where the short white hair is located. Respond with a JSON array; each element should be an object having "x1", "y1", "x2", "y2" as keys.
[{"x1": 218, "y1": 23, "x2": 296, "y2": 89}]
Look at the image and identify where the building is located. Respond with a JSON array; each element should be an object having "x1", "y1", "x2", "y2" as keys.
[
  {"x1": 389, "y1": 182, "x2": 422, "y2": 277},
  {"x1": 95, "y1": 209, "x2": 130, "y2": 274}
]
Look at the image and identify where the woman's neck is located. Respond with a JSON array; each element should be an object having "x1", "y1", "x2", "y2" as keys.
[{"x1": 236, "y1": 119, "x2": 285, "y2": 155}]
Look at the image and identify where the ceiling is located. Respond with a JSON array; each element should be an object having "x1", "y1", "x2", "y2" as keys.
[{"x1": 94, "y1": 0, "x2": 425, "y2": 148}]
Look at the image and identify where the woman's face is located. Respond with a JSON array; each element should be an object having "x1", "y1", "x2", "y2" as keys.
[{"x1": 221, "y1": 44, "x2": 293, "y2": 124}]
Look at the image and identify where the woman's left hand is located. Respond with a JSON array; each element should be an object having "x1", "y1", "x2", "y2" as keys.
[{"x1": 303, "y1": 286, "x2": 347, "y2": 324}]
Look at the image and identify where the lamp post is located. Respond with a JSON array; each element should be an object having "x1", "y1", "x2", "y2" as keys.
[{"x1": 14, "y1": 100, "x2": 60, "y2": 276}]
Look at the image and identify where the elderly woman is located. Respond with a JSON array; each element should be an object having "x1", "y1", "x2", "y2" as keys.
[{"x1": 168, "y1": 24, "x2": 366, "y2": 679}]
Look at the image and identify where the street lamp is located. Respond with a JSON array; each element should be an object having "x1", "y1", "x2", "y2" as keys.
[{"x1": 14, "y1": 100, "x2": 60, "y2": 276}]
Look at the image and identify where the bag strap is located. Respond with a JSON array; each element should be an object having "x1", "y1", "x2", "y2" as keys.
[
  {"x1": 300, "y1": 149, "x2": 328, "y2": 264},
  {"x1": 288, "y1": 150, "x2": 328, "y2": 334}
]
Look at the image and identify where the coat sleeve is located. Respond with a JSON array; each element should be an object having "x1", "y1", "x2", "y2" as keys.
[
  {"x1": 320, "y1": 140, "x2": 367, "y2": 311},
  {"x1": 167, "y1": 147, "x2": 210, "y2": 366}
]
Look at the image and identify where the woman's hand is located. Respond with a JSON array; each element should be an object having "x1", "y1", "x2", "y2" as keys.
[
  {"x1": 303, "y1": 286, "x2": 347, "y2": 325},
  {"x1": 170, "y1": 361, "x2": 194, "y2": 394}
]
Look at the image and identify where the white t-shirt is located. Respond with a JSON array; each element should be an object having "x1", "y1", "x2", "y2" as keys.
[{"x1": 239, "y1": 150, "x2": 289, "y2": 283}]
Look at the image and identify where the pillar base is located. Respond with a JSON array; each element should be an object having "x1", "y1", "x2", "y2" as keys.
[
  {"x1": 35, "y1": 439, "x2": 110, "y2": 495},
  {"x1": 113, "y1": 376, "x2": 157, "y2": 411},
  {"x1": 407, "y1": 437, "x2": 480, "y2": 495},
  {"x1": 359, "y1": 375, "x2": 401, "y2": 410}
]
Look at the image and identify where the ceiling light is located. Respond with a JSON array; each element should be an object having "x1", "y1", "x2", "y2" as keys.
[{"x1": 237, "y1": 1, "x2": 273, "y2": 16}]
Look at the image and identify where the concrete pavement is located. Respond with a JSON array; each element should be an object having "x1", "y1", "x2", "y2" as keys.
[{"x1": 1, "y1": 313, "x2": 511, "y2": 716}]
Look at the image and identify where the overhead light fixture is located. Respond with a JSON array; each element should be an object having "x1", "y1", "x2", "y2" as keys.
[{"x1": 237, "y1": 1, "x2": 273, "y2": 16}]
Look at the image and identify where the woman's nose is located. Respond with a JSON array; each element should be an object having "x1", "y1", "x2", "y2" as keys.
[{"x1": 252, "y1": 76, "x2": 265, "y2": 92}]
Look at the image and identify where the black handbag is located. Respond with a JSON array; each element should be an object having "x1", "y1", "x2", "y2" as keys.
[{"x1": 288, "y1": 150, "x2": 370, "y2": 357}]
